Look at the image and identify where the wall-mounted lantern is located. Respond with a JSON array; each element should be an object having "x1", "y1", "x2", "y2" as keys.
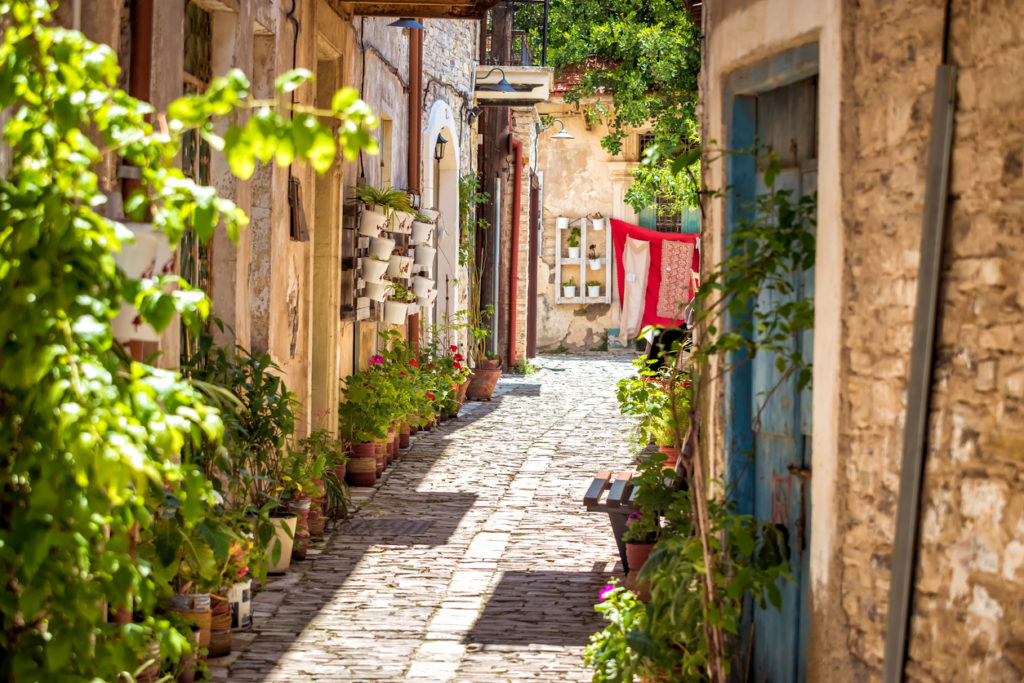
[
  {"x1": 434, "y1": 132, "x2": 448, "y2": 162},
  {"x1": 388, "y1": 17, "x2": 425, "y2": 29},
  {"x1": 477, "y1": 67, "x2": 516, "y2": 93}
]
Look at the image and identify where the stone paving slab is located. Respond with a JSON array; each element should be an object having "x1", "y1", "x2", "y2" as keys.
[{"x1": 211, "y1": 353, "x2": 637, "y2": 682}]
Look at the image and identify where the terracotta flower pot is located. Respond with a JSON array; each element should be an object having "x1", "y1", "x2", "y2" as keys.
[
  {"x1": 658, "y1": 445, "x2": 680, "y2": 468},
  {"x1": 466, "y1": 358, "x2": 502, "y2": 400},
  {"x1": 625, "y1": 542, "x2": 655, "y2": 573},
  {"x1": 374, "y1": 439, "x2": 386, "y2": 477},
  {"x1": 346, "y1": 442, "x2": 375, "y2": 486},
  {"x1": 308, "y1": 498, "x2": 326, "y2": 536},
  {"x1": 457, "y1": 378, "x2": 470, "y2": 405}
]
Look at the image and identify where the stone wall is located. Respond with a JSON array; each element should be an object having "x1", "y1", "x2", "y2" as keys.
[
  {"x1": 533, "y1": 104, "x2": 641, "y2": 352},
  {"x1": 837, "y1": 0, "x2": 1024, "y2": 679}
]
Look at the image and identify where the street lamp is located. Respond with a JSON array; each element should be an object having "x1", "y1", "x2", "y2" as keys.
[
  {"x1": 388, "y1": 17, "x2": 425, "y2": 29},
  {"x1": 434, "y1": 132, "x2": 448, "y2": 162},
  {"x1": 538, "y1": 118, "x2": 573, "y2": 140},
  {"x1": 477, "y1": 67, "x2": 516, "y2": 93}
]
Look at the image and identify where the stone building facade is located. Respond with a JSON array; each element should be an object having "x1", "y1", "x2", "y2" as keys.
[
  {"x1": 702, "y1": 0, "x2": 1024, "y2": 680},
  {"x1": 61, "y1": 0, "x2": 482, "y2": 438}
]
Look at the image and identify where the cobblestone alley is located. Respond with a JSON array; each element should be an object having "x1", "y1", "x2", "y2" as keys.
[{"x1": 212, "y1": 354, "x2": 636, "y2": 682}]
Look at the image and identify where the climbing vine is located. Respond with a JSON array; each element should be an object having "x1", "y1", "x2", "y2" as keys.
[{"x1": 0, "y1": 1, "x2": 377, "y2": 679}]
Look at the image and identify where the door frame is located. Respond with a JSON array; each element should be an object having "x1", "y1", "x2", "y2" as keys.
[{"x1": 721, "y1": 41, "x2": 819, "y2": 681}]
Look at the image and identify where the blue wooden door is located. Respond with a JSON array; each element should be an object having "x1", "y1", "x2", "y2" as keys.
[{"x1": 749, "y1": 76, "x2": 816, "y2": 683}]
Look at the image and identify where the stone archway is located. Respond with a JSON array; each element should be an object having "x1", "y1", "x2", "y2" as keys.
[{"x1": 422, "y1": 100, "x2": 462, "y2": 348}]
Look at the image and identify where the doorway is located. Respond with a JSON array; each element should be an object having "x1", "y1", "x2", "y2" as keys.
[{"x1": 724, "y1": 44, "x2": 818, "y2": 683}]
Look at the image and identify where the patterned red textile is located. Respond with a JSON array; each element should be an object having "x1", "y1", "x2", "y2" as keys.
[{"x1": 611, "y1": 218, "x2": 699, "y2": 330}]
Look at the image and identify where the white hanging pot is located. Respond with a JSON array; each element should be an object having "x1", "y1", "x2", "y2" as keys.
[
  {"x1": 414, "y1": 245, "x2": 436, "y2": 266},
  {"x1": 567, "y1": 246, "x2": 580, "y2": 259},
  {"x1": 563, "y1": 286, "x2": 576, "y2": 298},
  {"x1": 589, "y1": 258, "x2": 602, "y2": 271},
  {"x1": 359, "y1": 208, "x2": 389, "y2": 237},
  {"x1": 411, "y1": 221, "x2": 434, "y2": 245},
  {"x1": 556, "y1": 217, "x2": 570, "y2": 230},
  {"x1": 592, "y1": 218, "x2": 606, "y2": 231},
  {"x1": 416, "y1": 294, "x2": 430, "y2": 307},
  {"x1": 363, "y1": 281, "x2": 392, "y2": 302},
  {"x1": 383, "y1": 300, "x2": 409, "y2": 325},
  {"x1": 391, "y1": 210, "x2": 415, "y2": 234},
  {"x1": 386, "y1": 255, "x2": 413, "y2": 278},
  {"x1": 419, "y1": 209, "x2": 440, "y2": 222},
  {"x1": 412, "y1": 275, "x2": 434, "y2": 297},
  {"x1": 369, "y1": 236, "x2": 396, "y2": 260},
  {"x1": 588, "y1": 285, "x2": 601, "y2": 297},
  {"x1": 112, "y1": 222, "x2": 175, "y2": 344},
  {"x1": 361, "y1": 257, "x2": 389, "y2": 282}
]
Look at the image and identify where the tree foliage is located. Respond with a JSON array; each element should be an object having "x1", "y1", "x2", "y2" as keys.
[
  {"x1": 518, "y1": 0, "x2": 701, "y2": 214},
  {"x1": 0, "y1": 1, "x2": 376, "y2": 679}
]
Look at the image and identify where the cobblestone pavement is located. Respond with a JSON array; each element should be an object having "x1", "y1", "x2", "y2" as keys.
[{"x1": 212, "y1": 353, "x2": 638, "y2": 682}]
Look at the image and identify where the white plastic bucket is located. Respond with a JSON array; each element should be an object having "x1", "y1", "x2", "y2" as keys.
[
  {"x1": 563, "y1": 286, "x2": 576, "y2": 298},
  {"x1": 386, "y1": 255, "x2": 413, "y2": 278},
  {"x1": 383, "y1": 300, "x2": 409, "y2": 325},
  {"x1": 592, "y1": 218, "x2": 606, "y2": 231},
  {"x1": 414, "y1": 245, "x2": 436, "y2": 266},
  {"x1": 412, "y1": 275, "x2": 434, "y2": 297},
  {"x1": 359, "y1": 208, "x2": 389, "y2": 237},
  {"x1": 589, "y1": 258, "x2": 602, "y2": 271},
  {"x1": 556, "y1": 217, "x2": 570, "y2": 230},
  {"x1": 361, "y1": 257, "x2": 389, "y2": 282},
  {"x1": 568, "y1": 246, "x2": 580, "y2": 259},
  {"x1": 369, "y1": 236, "x2": 396, "y2": 260},
  {"x1": 391, "y1": 210, "x2": 415, "y2": 234},
  {"x1": 364, "y1": 281, "x2": 392, "y2": 302},
  {"x1": 411, "y1": 221, "x2": 433, "y2": 245},
  {"x1": 588, "y1": 285, "x2": 601, "y2": 297}
]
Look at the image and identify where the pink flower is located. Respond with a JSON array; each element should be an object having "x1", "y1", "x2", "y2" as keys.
[
  {"x1": 369, "y1": 354, "x2": 384, "y2": 365},
  {"x1": 626, "y1": 512, "x2": 642, "y2": 527},
  {"x1": 599, "y1": 584, "x2": 616, "y2": 602}
]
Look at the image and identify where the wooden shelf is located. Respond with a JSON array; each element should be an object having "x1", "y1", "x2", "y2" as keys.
[{"x1": 554, "y1": 217, "x2": 613, "y2": 305}]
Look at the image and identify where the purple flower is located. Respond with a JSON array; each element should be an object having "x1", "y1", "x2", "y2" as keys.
[
  {"x1": 599, "y1": 584, "x2": 616, "y2": 602},
  {"x1": 369, "y1": 354, "x2": 384, "y2": 365},
  {"x1": 626, "y1": 512, "x2": 642, "y2": 527}
]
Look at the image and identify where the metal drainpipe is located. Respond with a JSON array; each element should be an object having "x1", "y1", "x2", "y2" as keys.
[
  {"x1": 407, "y1": 19, "x2": 423, "y2": 352},
  {"x1": 506, "y1": 137, "x2": 523, "y2": 367},
  {"x1": 491, "y1": 177, "x2": 501, "y2": 356},
  {"x1": 882, "y1": 2, "x2": 956, "y2": 680}
]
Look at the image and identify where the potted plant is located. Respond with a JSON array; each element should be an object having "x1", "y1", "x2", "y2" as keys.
[
  {"x1": 562, "y1": 277, "x2": 577, "y2": 298},
  {"x1": 353, "y1": 184, "x2": 413, "y2": 236},
  {"x1": 386, "y1": 253, "x2": 413, "y2": 278},
  {"x1": 621, "y1": 511, "x2": 659, "y2": 573},
  {"x1": 591, "y1": 211, "x2": 606, "y2": 231},
  {"x1": 384, "y1": 280, "x2": 415, "y2": 325},
  {"x1": 414, "y1": 243, "x2": 437, "y2": 266},
  {"x1": 412, "y1": 211, "x2": 435, "y2": 245},
  {"x1": 369, "y1": 235, "x2": 396, "y2": 260},
  {"x1": 363, "y1": 279, "x2": 393, "y2": 302},
  {"x1": 586, "y1": 280, "x2": 602, "y2": 297},
  {"x1": 588, "y1": 244, "x2": 602, "y2": 270},
  {"x1": 567, "y1": 226, "x2": 581, "y2": 259},
  {"x1": 556, "y1": 215, "x2": 570, "y2": 230}
]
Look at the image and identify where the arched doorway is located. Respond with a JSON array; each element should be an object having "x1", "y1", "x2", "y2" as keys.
[{"x1": 423, "y1": 101, "x2": 462, "y2": 349}]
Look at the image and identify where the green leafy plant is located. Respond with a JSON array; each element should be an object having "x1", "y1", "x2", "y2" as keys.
[
  {"x1": 352, "y1": 184, "x2": 413, "y2": 212},
  {"x1": 506, "y1": 360, "x2": 538, "y2": 375},
  {"x1": 562, "y1": 277, "x2": 577, "y2": 288},
  {"x1": 593, "y1": 211, "x2": 604, "y2": 219},
  {"x1": 458, "y1": 173, "x2": 494, "y2": 365},
  {"x1": 586, "y1": 280, "x2": 601, "y2": 288},
  {"x1": 567, "y1": 226, "x2": 581, "y2": 248},
  {"x1": 0, "y1": 2, "x2": 377, "y2": 678}
]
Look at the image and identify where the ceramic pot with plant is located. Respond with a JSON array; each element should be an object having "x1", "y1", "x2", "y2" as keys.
[
  {"x1": 415, "y1": 244, "x2": 437, "y2": 266},
  {"x1": 466, "y1": 354, "x2": 502, "y2": 400},
  {"x1": 587, "y1": 280, "x2": 602, "y2": 297},
  {"x1": 588, "y1": 244, "x2": 602, "y2": 270},
  {"x1": 556, "y1": 216, "x2": 570, "y2": 230},
  {"x1": 591, "y1": 211, "x2": 606, "y2": 231},
  {"x1": 369, "y1": 236, "x2": 396, "y2": 260},
  {"x1": 562, "y1": 277, "x2": 577, "y2": 298},
  {"x1": 386, "y1": 254, "x2": 413, "y2": 278},
  {"x1": 353, "y1": 184, "x2": 414, "y2": 235},
  {"x1": 622, "y1": 511, "x2": 659, "y2": 572},
  {"x1": 566, "y1": 226, "x2": 581, "y2": 258},
  {"x1": 411, "y1": 212, "x2": 435, "y2": 244},
  {"x1": 361, "y1": 255, "x2": 390, "y2": 282},
  {"x1": 363, "y1": 280, "x2": 393, "y2": 302}
]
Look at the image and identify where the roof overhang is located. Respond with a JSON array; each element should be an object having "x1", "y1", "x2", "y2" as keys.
[
  {"x1": 330, "y1": 0, "x2": 499, "y2": 19},
  {"x1": 475, "y1": 65, "x2": 554, "y2": 107}
]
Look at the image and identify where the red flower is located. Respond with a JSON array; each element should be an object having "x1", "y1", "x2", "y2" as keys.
[
  {"x1": 683, "y1": 379, "x2": 692, "y2": 389},
  {"x1": 454, "y1": 362, "x2": 462, "y2": 369},
  {"x1": 409, "y1": 359, "x2": 419, "y2": 367},
  {"x1": 453, "y1": 353, "x2": 464, "y2": 361},
  {"x1": 425, "y1": 391, "x2": 435, "y2": 400},
  {"x1": 450, "y1": 345, "x2": 458, "y2": 353},
  {"x1": 400, "y1": 371, "x2": 407, "y2": 376}
]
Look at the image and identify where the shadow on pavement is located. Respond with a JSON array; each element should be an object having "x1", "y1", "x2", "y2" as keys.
[{"x1": 463, "y1": 570, "x2": 615, "y2": 647}]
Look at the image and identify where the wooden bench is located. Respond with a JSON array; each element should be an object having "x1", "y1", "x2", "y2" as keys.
[{"x1": 583, "y1": 420, "x2": 698, "y2": 573}]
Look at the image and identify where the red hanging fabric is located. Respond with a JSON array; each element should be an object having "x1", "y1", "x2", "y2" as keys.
[{"x1": 611, "y1": 218, "x2": 699, "y2": 331}]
